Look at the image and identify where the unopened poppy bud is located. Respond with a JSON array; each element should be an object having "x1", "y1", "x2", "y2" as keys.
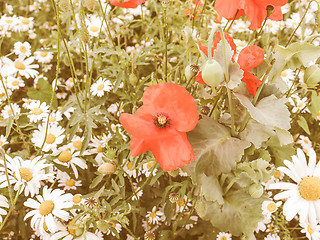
[
  {"x1": 59, "y1": 0, "x2": 70, "y2": 12},
  {"x1": 79, "y1": 27, "x2": 90, "y2": 44},
  {"x1": 84, "y1": 0, "x2": 96, "y2": 11},
  {"x1": 98, "y1": 162, "x2": 117, "y2": 175},
  {"x1": 249, "y1": 183, "x2": 264, "y2": 198},
  {"x1": 201, "y1": 60, "x2": 224, "y2": 87},
  {"x1": 129, "y1": 73, "x2": 138, "y2": 86}
]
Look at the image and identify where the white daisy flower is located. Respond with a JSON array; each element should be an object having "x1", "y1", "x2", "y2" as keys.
[
  {"x1": 28, "y1": 100, "x2": 49, "y2": 123},
  {"x1": 86, "y1": 15, "x2": 104, "y2": 37},
  {"x1": 270, "y1": 149, "x2": 320, "y2": 226},
  {"x1": 289, "y1": 95, "x2": 309, "y2": 113},
  {"x1": 255, "y1": 215, "x2": 272, "y2": 233},
  {"x1": 264, "y1": 233, "x2": 280, "y2": 240},
  {"x1": 53, "y1": 147, "x2": 87, "y2": 178},
  {"x1": 2, "y1": 57, "x2": 39, "y2": 78},
  {"x1": 0, "y1": 195, "x2": 9, "y2": 223},
  {"x1": 57, "y1": 171, "x2": 82, "y2": 191},
  {"x1": 22, "y1": 98, "x2": 36, "y2": 109},
  {"x1": 1, "y1": 103, "x2": 21, "y2": 119},
  {"x1": 0, "y1": 84, "x2": 12, "y2": 103},
  {"x1": 90, "y1": 77, "x2": 112, "y2": 97},
  {"x1": 280, "y1": 69, "x2": 295, "y2": 88},
  {"x1": 300, "y1": 221, "x2": 320, "y2": 240},
  {"x1": 31, "y1": 123, "x2": 65, "y2": 152},
  {"x1": 15, "y1": 16, "x2": 34, "y2": 32},
  {"x1": 123, "y1": 159, "x2": 141, "y2": 179},
  {"x1": 83, "y1": 136, "x2": 104, "y2": 165},
  {"x1": 264, "y1": 20, "x2": 281, "y2": 35},
  {"x1": 182, "y1": 213, "x2": 198, "y2": 230},
  {"x1": 0, "y1": 155, "x2": 53, "y2": 197},
  {"x1": 101, "y1": 132, "x2": 112, "y2": 147},
  {"x1": 72, "y1": 194, "x2": 84, "y2": 205},
  {"x1": 57, "y1": 106, "x2": 75, "y2": 119},
  {"x1": 142, "y1": 161, "x2": 157, "y2": 177},
  {"x1": 44, "y1": 110, "x2": 63, "y2": 126},
  {"x1": 56, "y1": 92, "x2": 67, "y2": 99},
  {"x1": 34, "y1": 50, "x2": 54, "y2": 63},
  {"x1": 24, "y1": 186, "x2": 73, "y2": 234},
  {"x1": 6, "y1": 76, "x2": 25, "y2": 90},
  {"x1": 131, "y1": 182, "x2": 143, "y2": 201},
  {"x1": 176, "y1": 195, "x2": 192, "y2": 212},
  {"x1": 216, "y1": 232, "x2": 232, "y2": 240},
  {"x1": 0, "y1": 135, "x2": 8, "y2": 148},
  {"x1": 13, "y1": 41, "x2": 32, "y2": 58},
  {"x1": 230, "y1": 19, "x2": 250, "y2": 33},
  {"x1": 105, "y1": 220, "x2": 122, "y2": 236},
  {"x1": 261, "y1": 200, "x2": 282, "y2": 218},
  {"x1": 67, "y1": 135, "x2": 84, "y2": 152},
  {"x1": 146, "y1": 206, "x2": 164, "y2": 225}
]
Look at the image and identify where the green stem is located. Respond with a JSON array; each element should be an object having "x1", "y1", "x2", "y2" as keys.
[
  {"x1": 163, "y1": 6, "x2": 168, "y2": 81},
  {"x1": 223, "y1": 176, "x2": 237, "y2": 195},
  {"x1": 98, "y1": 0, "x2": 116, "y2": 50},
  {"x1": 0, "y1": 150, "x2": 13, "y2": 204},
  {"x1": 224, "y1": 9, "x2": 239, "y2": 32}
]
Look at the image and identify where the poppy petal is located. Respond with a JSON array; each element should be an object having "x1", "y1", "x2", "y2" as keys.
[
  {"x1": 109, "y1": 0, "x2": 146, "y2": 8},
  {"x1": 149, "y1": 132, "x2": 195, "y2": 172},
  {"x1": 268, "y1": 6, "x2": 283, "y2": 21},
  {"x1": 237, "y1": 45, "x2": 264, "y2": 71},
  {"x1": 199, "y1": 42, "x2": 209, "y2": 58},
  {"x1": 141, "y1": 82, "x2": 199, "y2": 132},
  {"x1": 196, "y1": 71, "x2": 206, "y2": 84},
  {"x1": 255, "y1": 0, "x2": 287, "y2": 6},
  {"x1": 240, "y1": 0, "x2": 267, "y2": 30},
  {"x1": 241, "y1": 70, "x2": 262, "y2": 96},
  {"x1": 119, "y1": 112, "x2": 177, "y2": 139},
  {"x1": 215, "y1": 0, "x2": 241, "y2": 20},
  {"x1": 130, "y1": 137, "x2": 149, "y2": 156}
]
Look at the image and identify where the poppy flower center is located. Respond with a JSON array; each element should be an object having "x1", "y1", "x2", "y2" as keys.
[
  {"x1": 73, "y1": 194, "x2": 82, "y2": 204},
  {"x1": 45, "y1": 134, "x2": 56, "y2": 144},
  {"x1": 73, "y1": 140, "x2": 82, "y2": 149},
  {"x1": 39, "y1": 200, "x2": 55, "y2": 216},
  {"x1": 58, "y1": 151, "x2": 72, "y2": 163},
  {"x1": 20, "y1": 46, "x2": 27, "y2": 53},
  {"x1": 267, "y1": 202, "x2": 277, "y2": 212},
  {"x1": 19, "y1": 167, "x2": 33, "y2": 181},
  {"x1": 14, "y1": 61, "x2": 26, "y2": 70},
  {"x1": 32, "y1": 108, "x2": 43, "y2": 115},
  {"x1": 299, "y1": 176, "x2": 320, "y2": 201},
  {"x1": 153, "y1": 113, "x2": 171, "y2": 129},
  {"x1": 66, "y1": 179, "x2": 75, "y2": 187}
]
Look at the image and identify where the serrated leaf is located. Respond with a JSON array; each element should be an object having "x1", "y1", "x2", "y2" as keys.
[
  {"x1": 27, "y1": 78, "x2": 58, "y2": 109},
  {"x1": 297, "y1": 116, "x2": 310, "y2": 135},
  {"x1": 304, "y1": 64, "x2": 320, "y2": 88},
  {"x1": 234, "y1": 93, "x2": 291, "y2": 130},
  {"x1": 185, "y1": 116, "x2": 250, "y2": 178},
  {"x1": 239, "y1": 119, "x2": 275, "y2": 148},
  {"x1": 213, "y1": 41, "x2": 233, "y2": 75},
  {"x1": 198, "y1": 173, "x2": 224, "y2": 204},
  {"x1": 227, "y1": 62, "x2": 243, "y2": 89}
]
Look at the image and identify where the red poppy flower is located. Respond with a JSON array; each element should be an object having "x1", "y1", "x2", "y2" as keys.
[
  {"x1": 185, "y1": 0, "x2": 205, "y2": 19},
  {"x1": 119, "y1": 82, "x2": 199, "y2": 172},
  {"x1": 215, "y1": 0, "x2": 287, "y2": 29},
  {"x1": 109, "y1": 0, "x2": 146, "y2": 8},
  {"x1": 196, "y1": 33, "x2": 265, "y2": 96}
]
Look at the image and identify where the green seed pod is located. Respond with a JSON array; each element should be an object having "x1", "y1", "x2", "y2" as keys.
[
  {"x1": 249, "y1": 183, "x2": 264, "y2": 198},
  {"x1": 129, "y1": 73, "x2": 138, "y2": 86},
  {"x1": 98, "y1": 162, "x2": 117, "y2": 175},
  {"x1": 79, "y1": 27, "x2": 90, "y2": 44},
  {"x1": 201, "y1": 59, "x2": 224, "y2": 87},
  {"x1": 184, "y1": 64, "x2": 199, "y2": 81},
  {"x1": 84, "y1": 0, "x2": 96, "y2": 11}
]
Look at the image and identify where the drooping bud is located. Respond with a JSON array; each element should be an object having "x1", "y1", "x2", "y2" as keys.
[
  {"x1": 129, "y1": 73, "x2": 138, "y2": 86},
  {"x1": 185, "y1": 64, "x2": 199, "y2": 81},
  {"x1": 249, "y1": 183, "x2": 264, "y2": 198},
  {"x1": 201, "y1": 60, "x2": 224, "y2": 87},
  {"x1": 79, "y1": 27, "x2": 90, "y2": 44},
  {"x1": 98, "y1": 162, "x2": 117, "y2": 175},
  {"x1": 266, "y1": 5, "x2": 274, "y2": 18},
  {"x1": 84, "y1": 0, "x2": 96, "y2": 11}
]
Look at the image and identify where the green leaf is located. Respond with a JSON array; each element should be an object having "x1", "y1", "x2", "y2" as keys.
[
  {"x1": 27, "y1": 78, "x2": 58, "y2": 109},
  {"x1": 267, "y1": 136, "x2": 295, "y2": 167},
  {"x1": 227, "y1": 62, "x2": 244, "y2": 90},
  {"x1": 277, "y1": 42, "x2": 320, "y2": 68},
  {"x1": 274, "y1": 127, "x2": 293, "y2": 146},
  {"x1": 234, "y1": 93, "x2": 291, "y2": 130},
  {"x1": 304, "y1": 64, "x2": 320, "y2": 88},
  {"x1": 185, "y1": 116, "x2": 250, "y2": 178},
  {"x1": 90, "y1": 174, "x2": 104, "y2": 188},
  {"x1": 297, "y1": 116, "x2": 310, "y2": 135},
  {"x1": 309, "y1": 91, "x2": 320, "y2": 118},
  {"x1": 6, "y1": 116, "x2": 13, "y2": 138},
  {"x1": 198, "y1": 173, "x2": 224, "y2": 204},
  {"x1": 239, "y1": 119, "x2": 275, "y2": 148}
]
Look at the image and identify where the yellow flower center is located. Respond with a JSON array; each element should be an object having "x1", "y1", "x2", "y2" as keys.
[
  {"x1": 274, "y1": 170, "x2": 281, "y2": 179},
  {"x1": 58, "y1": 151, "x2": 72, "y2": 163},
  {"x1": 20, "y1": 46, "x2": 27, "y2": 53},
  {"x1": 221, "y1": 237, "x2": 227, "y2": 240},
  {"x1": 5, "y1": 19, "x2": 13, "y2": 24},
  {"x1": 7, "y1": 109, "x2": 13, "y2": 115},
  {"x1": 267, "y1": 202, "x2": 277, "y2": 212},
  {"x1": 177, "y1": 199, "x2": 185, "y2": 206},
  {"x1": 97, "y1": 145, "x2": 102, "y2": 153},
  {"x1": 14, "y1": 61, "x2": 26, "y2": 70},
  {"x1": 298, "y1": 102, "x2": 304, "y2": 108},
  {"x1": 0, "y1": 26, "x2": 3, "y2": 31},
  {"x1": 97, "y1": 84, "x2": 104, "y2": 91},
  {"x1": 0, "y1": 93, "x2": 5, "y2": 97},
  {"x1": 127, "y1": 161, "x2": 136, "y2": 170},
  {"x1": 304, "y1": 139, "x2": 310, "y2": 144},
  {"x1": 281, "y1": 71, "x2": 287, "y2": 77},
  {"x1": 308, "y1": 225, "x2": 315, "y2": 234},
  {"x1": 238, "y1": 41, "x2": 246, "y2": 47},
  {"x1": 150, "y1": 211, "x2": 157, "y2": 218},
  {"x1": 40, "y1": 52, "x2": 48, "y2": 57},
  {"x1": 73, "y1": 194, "x2": 82, "y2": 204},
  {"x1": 147, "y1": 162, "x2": 153, "y2": 170},
  {"x1": 12, "y1": 80, "x2": 20, "y2": 86},
  {"x1": 22, "y1": 18, "x2": 30, "y2": 24},
  {"x1": 32, "y1": 108, "x2": 43, "y2": 115},
  {"x1": 299, "y1": 176, "x2": 320, "y2": 201},
  {"x1": 109, "y1": 221, "x2": 116, "y2": 228},
  {"x1": 0, "y1": 141, "x2": 3, "y2": 146},
  {"x1": 19, "y1": 167, "x2": 33, "y2": 181},
  {"x1": 39, "y1": 200, "x2": 55, "y2": 216},
  {"x1": 49, "y1": 117, "x2": 56, "y2": 122},
  {"x1": 73, "y1": 140, "x2": 82, "y2": 149},
  {"x1": 66, "y1": 179, "x2": 75, "y2": 187},
  {"x1": 45, "y1": 134, "x2": 56, "y2": 144},
  {"x1": 67, "y1": 221, "x2": 77, "y2": 236},
  {"x1": 89, "y1": 26, "x2": 99, "y2": 32}
]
